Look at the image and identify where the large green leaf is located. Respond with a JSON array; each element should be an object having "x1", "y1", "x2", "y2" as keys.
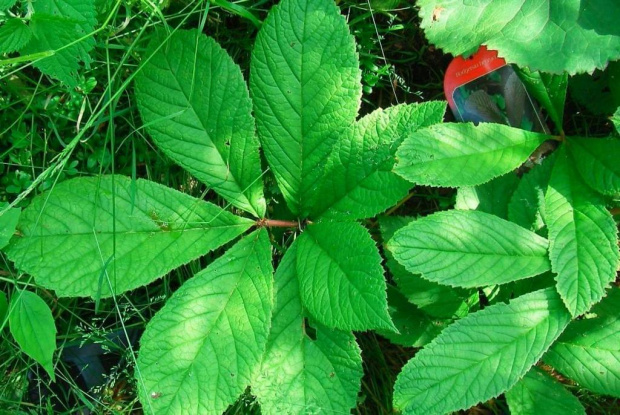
[
  {"x1": 135, "y1": 30, "x2": 265, "y2": 217},
  {"x1": 21, "y1": 0, "x2": 96, "y2": 86},
  {"x1": 455, "y1": 172, "x2": 519, "y2": 219},
  {"x1": 417, "y1": 0, "x2": 620, "y2": 74},
  {"x1": 394, "y1": 123, "x2": 549, "y2": 187},
  {"x1": 296, "y1": 221, "x2": 394, "y2": 331},
  {"x1": 312, "y1": 101, "x2": 446, "y2": 220},
  {"x1": 0, "y1": 19, "x2": 32, "y2": 54},
  {"x1": 9, "y1": 291, "x2": 57, "y2": 381},
  {"x1": 388, "y1": 210, "x2": 551, "y2": 288},
  {"x1": 544, "y1": 287, "x2": 620, "y2": 398},
  {"x1": 254, "y1": 244, "x2": 363, "y2": 414},
  {"x1": 567, "y1": 136, "x2": 620, "y2": 196},
  {"x1": 379, "y1": 216, "x2": 473, "y2": 319},
  {"x1": 393, "y1": 288, "x2": 572, "y2": 415},
  {"x1": 137, "y1": 230, "x2": 272, "y2": 414},
  {"x1": 505, "y1": 367, "x2": 585, "y2": 415},
  {"x1": 250, "y1": 0, "x2": 361, "y2": 217},
  {"x1": 545, "y1": 147, "x2": 619, "y2": 316},
  {"x1": 6, "y1": 176, "x2": 252, "y2": 298}
]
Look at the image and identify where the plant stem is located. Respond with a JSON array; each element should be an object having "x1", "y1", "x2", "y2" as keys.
[{"x1": 256, "y1": 218, "x2": 299, "y2": 228}]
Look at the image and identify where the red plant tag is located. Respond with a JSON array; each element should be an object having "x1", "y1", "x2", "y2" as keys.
[{"x1": 444, "y1": 46, "x2": 548, "y2": 133}]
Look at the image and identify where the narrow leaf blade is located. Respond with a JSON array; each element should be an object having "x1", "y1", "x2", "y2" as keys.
[
  {"x1": 394, "y1": 123, "x2": 550, "y2": 187},
  {"x1": 6, "y1": 176, "x2": 253, "y2": 298},
  {"x1": 545, "y1": 147, "x2": 620, "y2": 316},
  {"x1": 135, "y1": 30, "x2": 265, "y2": 217},
  {"x1": 250, "y1": 0, "x2": 362, "y2": 216},
  {"x1": 296, "y1": 221, "x2": 394, "y2": 331},
  {"x1": 137, "y1": 230, "x2": 273, "y2": 414},
  {"x1": 254, "y1": 244, "x2": 363, "y2": 414},
  {"x1": 393, "y1": 288, "x2": 572, "y2": 415},
  {"x1": 9, "y1": 291, "x2": 57, "y2": 380},
  {"x1": 388, "y1": 210, "x2": 551, "y2": 288}
]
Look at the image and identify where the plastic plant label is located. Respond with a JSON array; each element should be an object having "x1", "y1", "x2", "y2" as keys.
[{"x1": 444, "y1": 46, "x2": 548, "y2": 133}]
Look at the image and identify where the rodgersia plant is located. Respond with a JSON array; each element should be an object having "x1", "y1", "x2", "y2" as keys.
[{"x1": 2, "y1": 0, "x2": 620, "y2": 414}]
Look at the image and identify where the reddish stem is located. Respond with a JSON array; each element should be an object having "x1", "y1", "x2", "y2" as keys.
[{"x1": 256, "y1": 218, "x2": 299, "y2": 228}]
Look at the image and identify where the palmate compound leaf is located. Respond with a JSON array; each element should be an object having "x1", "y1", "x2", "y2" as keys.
[
  {"x1": 394, "y1": 123, "x2": 550, "y2": 188},
  {"x1": 136, "y1": 230, "x2": 273, "y2": 414},
  {"x1": 387, "y1": 210, "x2": 551, "y2": 288},
  {"x1": 567, "y1": 136, "x2": 620, "y2": 196},
  {"x1": 295, "y1": 221, "x2": 395, "y2": 331},
  {"x1": 544, "y1": 287, "x2": 620, "y2": 397},
  {"x1": 545, "y1": 146, "x2": 620, "y2": 316},
  {"x1": 311, "y1": 101, "x2": 446, "y2": 220},
  {"x1": 505, "y1": 367, "x2": 585, "y2": 415},
  {"x1": 417, "y1": 0, "x2": 620, "y2": 75},
  {"x1": 135, "y1": 30, "x2": 265, "y2": 217},
  {"x1": 253, "y1": 244, "x2": 363, "y2": 414},
  {"x1": 393, "y1": 287, "x2": 572, "y2": 415},
  {"x1": 9, "y1": 291, "x2": 57, "y2": 381},
  {"x1": 21, "y1": 0, "x2": 97, "y2": 87},
  {"x1": 250, "y1": 0, "x2": 362, "y2": 217},
  {"x1": 6, "y1": 176, "x2": 253, "y2": 298}
]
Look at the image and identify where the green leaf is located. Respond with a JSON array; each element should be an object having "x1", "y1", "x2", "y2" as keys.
[
  {"x1": 0, "y1": 0, "x2": 18, "y2": 10},
  {"x1": 296, "y1": 221, "x2": 394, "y2": 331},
  {"x1": 394, "y1": 123, "x2": 550, "y2": 187},
  {"x1": 9, "y1": 291, "x2": 57, "y2": 381},
  {"x1": 250, "y1": 0, "x2": 362, "y2": 217},
  {"x1": 516, "y1": 68, "x2": 567, "y2": 132},
  {"x1": 254, "y1": 244, "x2": 363, "y2": 414},
  {"x1": 137, "y1": 230, "x2": 273, "y2": 414},
  {"x1": 393, "y1": 288, "x2": 572, "y2": 415},
  {"x1": 508, "y1": 155, "x2": 555, "y2": 232},
  {"x1": 388, "y1": 210, "x2": 551, "y2": 288},
  {"x1": 0, "y1": 205, "x2": 20, "y2": 250},
  {"x1": 377, "y1": 285, "x2": 444, "y2": 347},
  {"x1": 21, "y1": 0, "x2": 97, "y2": 86},
  {"x1": 544, "y1": 287, "x2": 620, "y2": 398},
  {"x1": 545, "y1": 147, "x2": 620, "y2": 316},
  {"x1": 505, "y1": 367, "x2": 585, "y2": 415},
  {"x1": 312, "y1": 101, "x2": 446, "y2": 220},
  {"x1": 570, "y1": 62, "x2": 620, "y2": 115},
  {"x1": 417, "y1": 0, "x2": 620, "y2": 74},
  {"x1": 0, "y1": 19, "x2": 32, "y2": 54},
  {"x1": 6, "y1": 176, "x2": 253, "y2": 298},
  {"x1": 567, "y1": 136, "x2": 620, "y2": 196},
  {"x1": 135, "y1": 30, "x2": 265, "y2": 217},
  {"x1": 455, "y1": 172, "x2": 519, "y2": 219},
  {"x1": 379, "y1": 216, "x2": 474, "y2": 319}
]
